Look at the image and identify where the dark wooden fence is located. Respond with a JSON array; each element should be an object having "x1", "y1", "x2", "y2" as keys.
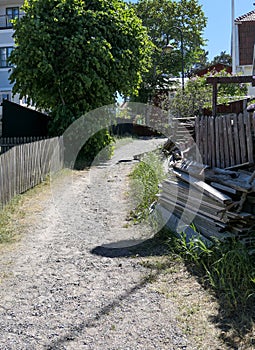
[
  {"x1": 0, "y1": 137, "x2": 63, "y2": 208},
  {"x1": 195, "y1": 113, "x2": 255, "y2": 168},
  {"x1": 0, "y1": 136, "x2": 47, "y2": 155}
]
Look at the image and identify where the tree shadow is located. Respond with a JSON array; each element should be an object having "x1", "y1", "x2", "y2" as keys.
[
  {"x1": 95, "y1": 228, "x2": 255, "y2": 349},
  {"x1": 45, "y1": 272, "x2": 160, "y2": 349},
  {"x1": 44, "y1": 232, "x2": 171, "y2": 349},
  {"x1": 91, "y1": 231, "x2": 170, "y2": 258},
  {"x1": 93, "y1": 230, "x2": 255, "y2": 348},
  {"x1": 183, "y1": 258, "x2": 255, "y2": 349}
]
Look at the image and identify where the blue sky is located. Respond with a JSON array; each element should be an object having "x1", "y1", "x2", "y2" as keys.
[{"x1": 129, "y1": 0, "x2": 255, "y2": 60}]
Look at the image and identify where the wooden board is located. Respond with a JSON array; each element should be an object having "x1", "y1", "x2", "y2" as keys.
[{"x1": 173, "y1": 169, "x2": 232, "y2": 204}]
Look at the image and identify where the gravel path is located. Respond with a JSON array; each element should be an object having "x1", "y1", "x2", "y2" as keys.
[{"x1": 0, "y1": 138, "x2": 190, "y2": 350}]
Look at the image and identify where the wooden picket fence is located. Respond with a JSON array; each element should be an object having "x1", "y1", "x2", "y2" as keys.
[
  {"x1": 0, "y1": 136, "x2": 48, "y2": 155},
  {"x1": 0, "y1": 137, "x2": 64, "y2": 208},
  {"x1": 195, "y1": 113, "x2": 255, "y2": 168}
]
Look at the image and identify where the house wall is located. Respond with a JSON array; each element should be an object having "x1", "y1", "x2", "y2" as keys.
[
  {"x1": 238, "y1": 21, "x2": 255, "y2": 66},
  {"x1": 0, "y1": 1, "x2": 23, "y2": 117}
]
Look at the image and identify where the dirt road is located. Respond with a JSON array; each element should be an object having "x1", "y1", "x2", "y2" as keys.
[
  {"x1": 0, "y1": 138, "x2": 226, "y2": 350},
  {"x1": 0, "y1": 138, "x2": 190, "y2": 349}
]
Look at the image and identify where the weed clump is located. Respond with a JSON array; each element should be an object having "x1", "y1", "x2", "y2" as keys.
[
  {"x1": 129, "y1": 151, "x2": 166, "y2": 222},
  {"x1": 167, "y1": 229, "x2": 255, "y2": 311}
]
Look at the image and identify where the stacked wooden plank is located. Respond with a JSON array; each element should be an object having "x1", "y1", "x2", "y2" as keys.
[
  {"x1": 171, "y1": 117, "x2": 196, "y2": 145},
  {"x1": 158, "y1": 160, "x2": 255, "y2": 241}
]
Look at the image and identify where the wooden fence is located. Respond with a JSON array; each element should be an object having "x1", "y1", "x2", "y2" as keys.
[
  {"x1": 195, "y1": 113, "x2": 255, "y2": 168},
  {"x1": 0, "y1": 137, "x2": 63, "y2": 208},
  {"x1": 0, "y1": 136, "x2": 47, "y2": 155}
]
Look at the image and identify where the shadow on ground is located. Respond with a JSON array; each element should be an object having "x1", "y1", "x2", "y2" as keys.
[
  {"x1": 44, "y1": 227, "x2": 255, "y2": 349},
  {"x1": 44, "y1": 233, "x2": 171, "y2": 349},
  {"x1": 91, "y1": 232, "x2": 170, "y2": 258},
  {"x1": 93, "y1": 229, "x2": 255, "y2": 349},
  {"x1": 183, "y1": 250, "x2": 255, "y2": 349}
]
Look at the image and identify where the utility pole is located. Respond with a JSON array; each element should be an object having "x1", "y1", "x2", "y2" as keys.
[{"x1": 232, "y1": 0, "x2": 236, "y2": 74}]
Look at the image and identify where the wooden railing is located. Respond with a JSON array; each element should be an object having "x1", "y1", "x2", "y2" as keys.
[
  {"x1": 195, "y1": 113, "x2": 255, "y2": 168},
  {"x1": 0, "y1": 137, "x2": 63, "y2": 208}
]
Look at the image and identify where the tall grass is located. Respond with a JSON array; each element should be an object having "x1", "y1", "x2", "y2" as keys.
[
  {"x1": 129, "y1": 151, "x2": 166, "y2": 222},
  {"x1": 168, "y1": 229, "x2": 255, "y2": 310}
]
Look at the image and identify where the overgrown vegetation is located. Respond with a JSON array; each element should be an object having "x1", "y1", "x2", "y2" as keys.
[
  {"x1": 131, "y1": 0, "x2": 207, "y2": 103},
  {"x1": 129, "y1": 151, "x2": 166, "y2": 222},
  {"x1": 10, "y1": 0, "x2": 153, "y2": 158},
  {"x1": 166, "y1": 229, "x2": 255, "y2": 311},
  {"x1": 169, "y1": 69, "x2": 249, "y2": 118},
  {"x1": 75, "y1": 129, "x2": 114, "y2": 169}
]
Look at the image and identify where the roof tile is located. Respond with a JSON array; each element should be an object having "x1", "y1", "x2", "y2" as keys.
[{"x1": 235, "y1": 10, "x2": 255, "y2": 22}]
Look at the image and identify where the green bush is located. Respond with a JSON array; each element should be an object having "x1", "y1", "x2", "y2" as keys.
[
  {"x1": 129, "y1": 152, "x2": 166, "y2": 222},
  {"x1": 75, "y1": 128, "x2": 114, "y2": 168}
]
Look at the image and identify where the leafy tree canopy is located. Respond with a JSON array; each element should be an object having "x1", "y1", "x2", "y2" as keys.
[
  {"x1": 192, "y1": 50, "x2": 232, "y2": 73},
  {"x1": 131, "y1": 0, "x2": 207, "y2": 102},
  {"x1": 169, "y1": 70, "x2": 248, "y2": 118},
  {"x1": 210, "y1": 51, "x2": 232, "y2": 66},
  {"x1": 9, "y1": 0, "x2": 153, "y2": 134}
]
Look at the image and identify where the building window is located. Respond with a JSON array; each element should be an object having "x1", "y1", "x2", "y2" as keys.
[
  {"x1": 0, "y1": 92, "x2": 11, "y2": 103},
  {"x1": 0, "y1": 47, "x2": 13, "y2": 68},
  {"x1": 6, "y1": 7, "x2": 19, "y2": 28}
]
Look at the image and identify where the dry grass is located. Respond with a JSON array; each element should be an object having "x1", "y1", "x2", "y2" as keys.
[
  {"x1": 0, "y1": 169, "x2": 72, "y2": 249},
  {"x1": 140, "y1": 254, "x2": 255, "y2": 349}
]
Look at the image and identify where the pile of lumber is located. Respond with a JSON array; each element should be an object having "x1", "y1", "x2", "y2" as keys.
[{"x1": 158, "y1": 160, "x2": 255, "y2": 242}]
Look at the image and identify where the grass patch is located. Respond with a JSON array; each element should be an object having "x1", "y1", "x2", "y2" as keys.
[
  {"x1": 166, "y1": 229, "x2": 255, "y2": 312},
  {"x1": 0, "y1": 169, "x2": 70, "y2": 246},
  {"x1": 137, "y1": 228, "x2": 255, "y2": 348},
  {"x1": 129, "y1": 151, "x2": 166, "y2": 222},
  {"x1": 0, "y1": 195, "x2": 25, "y2": 245}
]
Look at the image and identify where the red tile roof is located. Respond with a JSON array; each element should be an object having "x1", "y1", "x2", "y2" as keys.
[{"x1": 235, "y1": 10, "x2": 255, "y2": 22}]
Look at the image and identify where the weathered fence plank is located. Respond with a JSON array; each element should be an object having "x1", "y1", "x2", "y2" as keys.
[
  {"x1": 196, "y1": 114, "x2": 254, "y2": 168},
  {"x1": 226, "y1": 115, "x2": 235, "y2": 166},
  {"x1": 0, "y1": 137, "x2": 63, "y2": 209}
]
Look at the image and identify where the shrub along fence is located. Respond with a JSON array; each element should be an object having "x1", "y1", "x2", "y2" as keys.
[{"x1": 0, "y1": 137, "x2": 63, "y2": 209}]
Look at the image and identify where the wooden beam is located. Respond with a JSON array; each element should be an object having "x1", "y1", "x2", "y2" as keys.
[{"x1": 206, "y1": 75, "x2": 255, "y2": 85}]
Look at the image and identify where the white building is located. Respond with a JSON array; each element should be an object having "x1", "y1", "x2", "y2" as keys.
[{"x1": 0, "y1": 0, "x2": 23, "y2": 111}]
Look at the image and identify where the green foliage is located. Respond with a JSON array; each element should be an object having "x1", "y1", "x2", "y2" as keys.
[
  {"x1": 9, "y1": 0, "x2": 153, "y2": 135},
  {"x1": 210, "y1": 50, "x2": 232, "y2": 66},
  {"x1": 129, "y1": 151, "x2": 166, "y2": 221},
  {"x1": 167, "y1": 230, "x2": 255, "y2": 310},
  {"x1": 169, "y1": 70, "x2": 249, "y2": 117},
  {"x1": 75, "y1": 128, "x2": 114, "y2": 168},
  {"x1": 193, "y1": 51, "x2": 232, "y2": 72},
  {"x1": 131, "y1": 0, "x2": 207, "y2": 102}
]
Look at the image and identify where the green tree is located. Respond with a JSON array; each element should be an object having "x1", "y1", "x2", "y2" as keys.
[
  {"x1": 131, "y1": 0, "x2": 207, "y2": 102},
  {"x1": 169, "y1": 70, "x2": 248, "y2": 118},
  {"x1": 9, "y1": 0, "x2": 153, "y2": 137},
  {"x1": 210, "y1": 51, "x2": 232, "y2": 66}
]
